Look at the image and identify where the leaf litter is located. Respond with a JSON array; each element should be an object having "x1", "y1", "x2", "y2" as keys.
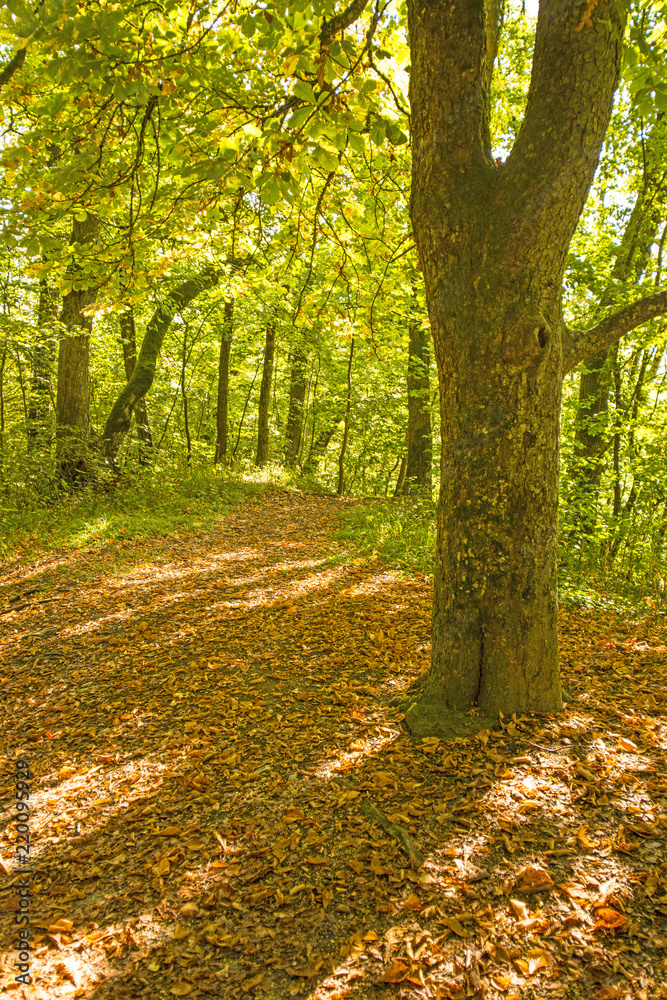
[{"x1": 0, "y1": 488, "x2": 666, "y2": 999}]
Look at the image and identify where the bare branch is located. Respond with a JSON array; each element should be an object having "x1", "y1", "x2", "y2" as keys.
[{"x1": 564, "y1": 289, "x2": 667, "y2": 374}]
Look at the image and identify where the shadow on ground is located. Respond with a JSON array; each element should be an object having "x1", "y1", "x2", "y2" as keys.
[{"x1": 1, "y1": 490, "x2": 667, "y2": 1000}]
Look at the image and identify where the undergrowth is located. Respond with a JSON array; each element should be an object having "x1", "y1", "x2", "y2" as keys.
[
  {"x1": 333, "y1": 495, "x2": 666, "y2": 620},
  {"x1": 0, "y1": 461, "x2": 268, "y2": 560}
]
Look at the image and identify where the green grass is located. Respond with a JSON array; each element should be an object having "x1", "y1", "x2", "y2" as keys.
[
  {"x1": 333, "y1": 495, "x2": 666, "y2": 621},
  {"x1": 0, "y1": 461, "x2": 267, "y2": 560},
  {"x1": 333, "y1": 495, "x2": 437, "y2": 575}
]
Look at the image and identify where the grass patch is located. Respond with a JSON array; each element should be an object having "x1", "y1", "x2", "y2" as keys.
[
  {"x1": 0, "y1": 462, "x2": 267, "y2": 561},
  {"x1": 333, "y1": 495, "x2": 437, "y2": 575}
]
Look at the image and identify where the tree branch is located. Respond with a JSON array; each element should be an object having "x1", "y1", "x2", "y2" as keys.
[
  {"x1": 564, "y1": 289, "x2": 667, "y2": 374},
  {"x1": 0, "y1": 47, "x2": 26, "y2": 88},
  {"x1": 408, "y1": 0, "x2": 491, "y2": 226},
  {"x1": 500, "y1": 0, "x2": 627, "y2": 267},
  {"x1": 320, "y1": 0, "x2": 371, "y2": 48}
]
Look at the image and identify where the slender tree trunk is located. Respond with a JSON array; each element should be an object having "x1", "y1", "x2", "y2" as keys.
[
  {"x1": 303, "y1": 412, "x2": 343, "y2": 475},
  {"x1": 232, "y1": 362, "x2": 260, "y2": 462},
  {"x1": 27, "y1": 279, "x2": 58, "y2": 454},
  {"x1": 403, "y1": 316, "x2": 432, "y2": 494},
  {"x1": 215, "y1": 299, "x2": 233, "y2": 465},
  {"x1": 102, "y1": 268, "x2": 219, "y2": 462},
  {"x1": 56, "y1": 213, "x2": 100, "y2": 487},
  {"x1": 337, "y1": 337, "x2": 354, "y2": 495},
  {"x1": 394, "y1": 453, "x2": 407, "y2": 497},
  {"x1": 0, "y1": 342, "x2": 6, "y2": 472},
  {"x1": 120, "y1": 308, "x2": 152, "y2": 454},
  {"x1": 180, "y1": 329, "x2": 191, "y2": 464},
  {"x1": 255, "y1": 324, "x2": 275, "y2": 467},
  {"x1": 284, "y1": 345, "x2": 308, "y2": 467},
  {"x1": 403, "y1": 0, "x2": 629, "y2": 729}
]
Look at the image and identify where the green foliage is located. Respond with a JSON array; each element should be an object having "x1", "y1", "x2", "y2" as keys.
[{"x1": 332, "y1": 495, "x2": 437, "y2": 575}]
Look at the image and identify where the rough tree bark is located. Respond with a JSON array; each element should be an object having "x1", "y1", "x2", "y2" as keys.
[
  {"x1": 215, "y1": 299, "x2": 234, "y2": 465},
  {"x1": 101, "y1": 268, "x2": 219, "y2": 462},
  {"x1": 56, "y1": 213, "x2": 101, "y2": 486},
  {"x1": 119, "y1": 308, "x2": 153, "y2": 454},
  {"x1": 402, "y1": 0, "x2": 667, "y2": 734},
  {"x1": 403, "y1": 315, "x2": 432, "y2": 494},
  {"x1": 255, "y1": 324, "x2": 276, "y2": 467},
  {"x1": 284, "y1": 345, "x2": 308, "y2": 467}
]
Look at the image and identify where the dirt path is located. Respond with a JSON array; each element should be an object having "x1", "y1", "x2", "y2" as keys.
[{"x1": 1, "y1": 489, "x2": 667, "y2": 1000}]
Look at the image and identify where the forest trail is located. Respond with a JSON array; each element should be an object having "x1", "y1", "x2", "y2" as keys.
[{"x1": 2, "y1": 489, "x2": 667, "y2": 1000}]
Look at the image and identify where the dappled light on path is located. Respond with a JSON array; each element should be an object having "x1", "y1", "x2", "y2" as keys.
[{"x1": 2, "y1": 490, "x2": 667, "y2": 999}]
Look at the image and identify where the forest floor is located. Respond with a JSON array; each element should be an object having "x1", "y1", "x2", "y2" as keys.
[{"x1": 1, "y1": 488, "x2": 667, "y2": 1000}]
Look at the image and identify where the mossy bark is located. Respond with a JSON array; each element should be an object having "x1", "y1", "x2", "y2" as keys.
[{"x1": 406, "y1": 0, "x2": 627, "y2": 733}]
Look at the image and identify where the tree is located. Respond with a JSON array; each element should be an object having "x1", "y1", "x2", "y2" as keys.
[
  {"x1": 255, "y1": 324, "x2": 276, "y2": 467},
  {"x1": 102, "y1": 269, "x2": 219, "y2": 464},
  {"x1": 119, "y1": 307, "x2": 153, "y2": 455},
  {"x1": 402, "y1": 0, "x2": 667, "y2": 733},
  {"x1": 569, "y1": 116, "x2": 667, "y2": 540},
  {"x1": 403, "y1": 306, "x2": 432, "y2": 494},
  {"x1": 215, "y1": 300, "x2": 234, "y2": 465},
  {"x1": 284, "y1": 345, "x2": 308, "y2": 467},
  {"x1": 56, "y1": 213, "x2": 100, "y2": 487},
  {"x1": 27, "y1": 279, "x2": 58, "y2": 455}
]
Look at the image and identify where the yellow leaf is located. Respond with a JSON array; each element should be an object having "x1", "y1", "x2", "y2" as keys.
[
  {"x1": 618, "y1": 737, "x2": 638, "y2": 753},
  {"x1": 173, "y1": 923, "x2": 189, "y2": 940},
  {"x1": 283, "y1": 53, "x2": 299, "y2": 75},
  {"x1": 48, "y1": 918, "x2": 74, "y2": 933},
  {"x1": 577, "y1": 825, "x2": 597, "y2": 849},
  {"x1": 170, "y1": 983, "x2": 193, "y2": 997},
  {"x1": 283, "y1": 807, "x2": 305, "y2": 823},
  {"x1": 445, "y1": 916, "x2": 466, "y2": 936}
]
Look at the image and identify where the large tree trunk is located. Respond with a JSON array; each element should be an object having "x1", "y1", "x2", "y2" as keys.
[
  {"x1": 120, "y1": 308, "x2": 153, "y2": 453},
  {"x1": 403, "y1": 0, "x2": 628, "y2": 731},
  {"x1": 284, "y1": 345, "x2": 308, "y2": 467},
  {"x1": 215, "y1": 299, "x2": 233, "y2": 465},
  {"x1": 570, "y1": 118, "x2": 667, "y2": 537},
  {"x1": 56, "y1": 213, "x2": 100, "y2": 487},
  {"x1": 403, "y1": 316, "x2": 432, "y2": 494},
  {"x1": 27, "y1": 279, "x2": 58, "y2": 454},
  {"x1": 101, "y1": 268, "x2": 219, "y2": 462},
  {"x1": 255, "y1": 324, "x2": 275, "y2": 466}
]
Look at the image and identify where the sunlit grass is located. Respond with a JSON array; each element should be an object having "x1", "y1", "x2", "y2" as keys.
[{"x1": 0, "y1": 461, "x2": 265, "y2": 560}]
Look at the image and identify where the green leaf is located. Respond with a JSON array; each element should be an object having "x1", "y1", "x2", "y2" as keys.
[
  {"x1": 386, "y1": 122, "x2": 408, "y2": 145},
  {"x1": 348, "y1": 132, "x2": 365, "y2": 154},
  {"x1": 293, "y1": 80, "x2": 316, "y2": 104}
]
